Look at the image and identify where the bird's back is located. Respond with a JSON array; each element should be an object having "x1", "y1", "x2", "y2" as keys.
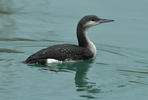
[{"x1": 25, "y1": 44, "x2": 94, "y2": 64}]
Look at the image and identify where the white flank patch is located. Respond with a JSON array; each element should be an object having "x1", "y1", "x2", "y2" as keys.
[
  {"x1": 47, "y1": 58, "x2": 79, "y2": 64},
  {"x1": 47, "y1": 59, "x2": 62, "y2": 63}
]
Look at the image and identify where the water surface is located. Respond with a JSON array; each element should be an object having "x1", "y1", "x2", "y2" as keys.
[{"x1": 0, "y1": 0, "x2": 148, "y2": 100}]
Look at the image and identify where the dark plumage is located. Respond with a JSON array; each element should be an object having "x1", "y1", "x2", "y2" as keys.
[
  {"x1": 25, "y1": 44, "x2": 94, "y2": 64},
  {"x1": 24, "y1": 15, "x2": 114, "y2": 64}
]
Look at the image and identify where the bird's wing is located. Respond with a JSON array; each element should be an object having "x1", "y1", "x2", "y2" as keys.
[{"x1": 25, "y1": 44, "x2": 93, "y2": 63}]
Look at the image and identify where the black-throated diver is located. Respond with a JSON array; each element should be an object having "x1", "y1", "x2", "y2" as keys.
[{"x1": 25, "y1": 15, "x2": 114, "y2": 65}]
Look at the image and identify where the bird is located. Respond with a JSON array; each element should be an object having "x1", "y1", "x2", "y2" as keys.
[{"x1": 24, "y1": 15, "x2": 114, "y2": 65}]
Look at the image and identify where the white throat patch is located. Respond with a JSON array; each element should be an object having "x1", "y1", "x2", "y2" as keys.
[{"x1": 85, "y1": 21, "x2": 99, "y2": 27}]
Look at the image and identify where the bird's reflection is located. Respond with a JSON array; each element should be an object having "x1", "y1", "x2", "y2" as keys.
[
  {"x1": 29, "y1": 59, "x2": 101, "y2": 99},
  {"x1": 53, "y1": 59, "x2": 101, "y2": 99}
]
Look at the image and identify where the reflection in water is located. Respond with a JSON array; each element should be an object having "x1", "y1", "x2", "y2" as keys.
[
  {"x1": 52, "y1": 59, "x2": 100, "y2": 99},
  {"x1": 29, "y1": 59, "x2": 101, "y2": 99},
  {"x1": 74, "y1": 60, "x2": 101, "y2": 99}
]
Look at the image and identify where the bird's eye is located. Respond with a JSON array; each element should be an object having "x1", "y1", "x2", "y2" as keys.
[{"x1": 91, "y1": 19, "x2": 95, "y2": 21}]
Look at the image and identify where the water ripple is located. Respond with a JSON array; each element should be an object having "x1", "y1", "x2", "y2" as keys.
[
  {"x1": 0, "y1": 37, "x2": 65, "y2": 42},
  {"x1": 117, "y1": 69, "x2": 148, "y2": 74},
  {"x1": 128, "y1": 80, "x2": 148, "y2": 85},
  {"x1": 0, "y1": 48, "x2": 23, "y2": 53},
  {"x1": 0, "y1": 10, "x2": 14, "y2": 14},
  {"x1": 99, "y1": 48, "x2": 126, "y2": 56}
]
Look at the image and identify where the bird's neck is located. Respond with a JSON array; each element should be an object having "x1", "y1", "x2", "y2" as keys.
[
  {"x1": 77, "y1": 24, "x2": 96, "y2": 56},
  {"x1": 77, "y1": 24, "x2": 88, "y2": 47}
]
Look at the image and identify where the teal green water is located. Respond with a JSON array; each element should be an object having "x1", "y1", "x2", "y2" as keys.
[{"x1": 0, "y1": 0, "x2": 148, "y2": 100}]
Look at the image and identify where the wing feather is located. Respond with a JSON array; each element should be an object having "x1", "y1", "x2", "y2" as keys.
[{"x1": 25, "y1": 44, "x2": 93, "y2": 64}]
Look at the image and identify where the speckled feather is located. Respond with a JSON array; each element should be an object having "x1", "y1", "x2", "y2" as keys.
[{"x1": 25, "y1": 44, "x2": 94, "y2": 64}]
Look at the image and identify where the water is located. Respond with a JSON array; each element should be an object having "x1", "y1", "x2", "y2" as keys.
[{"x1": 0, "y1": 0, "x2": 148, "y2": 100}]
